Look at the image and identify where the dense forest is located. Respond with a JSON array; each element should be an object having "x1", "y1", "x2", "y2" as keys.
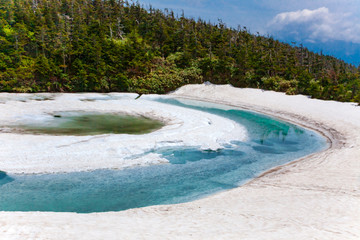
[{"x1": 1, "y1": 0, "x2": 360, "y2": 103}]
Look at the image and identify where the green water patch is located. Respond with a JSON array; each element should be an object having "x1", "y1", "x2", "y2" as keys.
[{"x1": 14, "y1": 112, "x2": 164, "y2": 135}]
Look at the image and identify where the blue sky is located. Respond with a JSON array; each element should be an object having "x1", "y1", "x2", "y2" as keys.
[{"x1": 137, "y1": 0, "x2": 360, "y2": 66}]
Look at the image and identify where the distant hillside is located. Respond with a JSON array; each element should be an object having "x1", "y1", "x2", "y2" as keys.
[{"x1": 0, "y1": 0, "x2": 359, "y2": 103}]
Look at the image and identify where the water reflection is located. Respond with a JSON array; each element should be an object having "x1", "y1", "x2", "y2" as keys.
[{"x1": 156, "y1": 98, "x2": 305, "y2": 145}]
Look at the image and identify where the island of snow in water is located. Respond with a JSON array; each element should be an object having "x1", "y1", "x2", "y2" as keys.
[{"x1": 0, "y1": 93, "x2": 247, "y2": 174}]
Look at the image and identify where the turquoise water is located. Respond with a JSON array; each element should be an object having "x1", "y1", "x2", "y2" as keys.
[{"x1": 0, "y1": 98, "x2": 327, "y2": 213}]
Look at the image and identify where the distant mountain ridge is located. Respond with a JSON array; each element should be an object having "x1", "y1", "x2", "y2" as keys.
[{"x1": 0, "y1": 0, "x2": 359, "y2": 103}]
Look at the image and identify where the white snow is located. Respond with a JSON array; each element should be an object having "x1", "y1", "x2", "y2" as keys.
[
  {"x1": 0, "y1": 84, "x2": 359, "y2": 239},
  {"x1": 0, "y1": 92, "x2": 247, "y2": 174}
]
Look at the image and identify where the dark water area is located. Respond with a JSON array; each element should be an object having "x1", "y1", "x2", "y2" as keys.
[
  {"x1": 0, "y1": 98, "x2": 327, "y2": 213},
  {"x1": 13, "y1": 112, "x2": 164, "y2": 135}
]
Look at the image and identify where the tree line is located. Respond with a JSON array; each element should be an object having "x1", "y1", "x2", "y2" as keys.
[{"x1": 1, "y1": 0, "x2": 360, "y2": 103}]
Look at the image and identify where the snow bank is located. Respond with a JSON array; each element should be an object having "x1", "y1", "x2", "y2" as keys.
[{"x1": 0, "y1": 93, "x2": 247, "y2": 174}]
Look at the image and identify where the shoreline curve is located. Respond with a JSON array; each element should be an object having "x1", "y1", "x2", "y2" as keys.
[
  {"x1": 0, "y1": 84, "x2": 359, "y2": 240},
  {"x1": 168, "y1": 94, "x2": 340, "y2": 185}
]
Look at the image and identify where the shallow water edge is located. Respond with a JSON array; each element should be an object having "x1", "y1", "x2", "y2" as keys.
[{"x1": 0, "y1": 96, "x2": 328, "y2": 213}]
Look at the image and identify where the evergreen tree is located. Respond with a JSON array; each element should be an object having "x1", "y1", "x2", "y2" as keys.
[{"x1": 0, "y1": 0, "x2": 359, "y2": 104}]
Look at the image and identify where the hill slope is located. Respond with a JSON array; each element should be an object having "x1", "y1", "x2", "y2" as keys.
[{"x1": 0, "y1": 0, "x2": 359, "y2": 103}]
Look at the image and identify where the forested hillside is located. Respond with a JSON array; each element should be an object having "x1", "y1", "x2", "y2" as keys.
[{"x1": 1, "y1": 0, "x2": 360, "y2": 103}]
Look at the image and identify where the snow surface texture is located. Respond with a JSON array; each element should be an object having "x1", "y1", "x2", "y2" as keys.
[
  {"x1": 1, "y1": 84, "x2": 359, "y2": 240},
  {"x1": 0, "y1": 93, "x2": 247, "y2": 174}
]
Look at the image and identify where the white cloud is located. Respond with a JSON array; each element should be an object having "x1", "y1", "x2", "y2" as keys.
[
  {"x1": 273, "y1": 7, "x2": 329, "y2": 23},
  {"x1": 269, "y1": 7, "x2": 360, "y2": 44}
]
